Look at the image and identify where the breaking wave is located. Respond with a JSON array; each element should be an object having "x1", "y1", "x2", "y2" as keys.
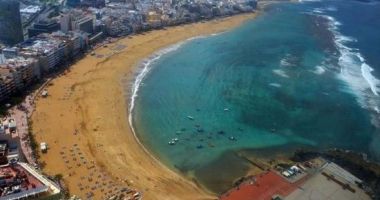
[
  {"x1": 128, "y1": 34, "x2": 220, "y2": 141},
  {"x1": 314, "y1": 13, "x2": 380, "y2": 128},
  {"x1": 273, "y1": 69, "x2": 290, "y2": 78},
  {"x1": 313, "y1": 65, "x2": 326, "y2": 75}
]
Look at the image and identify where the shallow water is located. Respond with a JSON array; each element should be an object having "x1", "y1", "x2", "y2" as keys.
[{"x1": 132, "y1": 0, "x2": 380, "y2": 193}]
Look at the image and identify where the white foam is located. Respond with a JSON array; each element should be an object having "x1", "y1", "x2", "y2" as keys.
[
  {"x1": 361, "y1": 63, "x2": 379, "y2": 96},
  {"x1": 280, "y1": 59, "x2": 292, "y2": 67},
  {"x1": 312, "y1": 8, "x2": 324, "y2": 14},
  {"x1": 326, "y1": 6, "x2": 337, "y2": 12},
  {"x1": 129, "y1": 35, "x2": 208, "y2": 122},
  {"x1": 313, "y1": 65, "x2": 326, "y2": 75},
  {"x1": 323, "y1": 15, "x2": 380, "y2": 97},
  {"x1": 269, "y1": 83, "x2": 282, "y2": 88},
  {"x1": 311, "y1": 12, "x2": 380, "y2": 128},
  {"x1": 129, "y1": 43, "x2": 182, "y2": 120},
  {"x1": 128, "y1": 34, "x2": 219, "y2": 151},
  {"x1": 124, "y1": 34, "x2": 218, "y2": 171},
  {"x1": 280, "y1": 54, "x2": 294, "y2": 67},
  {"x1": 273, "y1": 69, "x2": 290, "y2": 78}
]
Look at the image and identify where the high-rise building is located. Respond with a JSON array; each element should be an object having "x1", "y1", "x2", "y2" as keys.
[
  {"x1": 73, "y1": 16, "x2": 94, "y2": 34},
  {"x1": 28, "y1": 19, "x2": 61, "y2": 38},
  {"x1": 0, "y1": 0, "x2": 24, "y2": 46},
  {"x1": 60, "y1": 12, "x2": 95, "y2": 34},
  {"x1": 28, "y1": 20, "x2": 60, "y2": 38},
  {"x1": 60, "y1": 13, "x2": 72, "y2": 33}
]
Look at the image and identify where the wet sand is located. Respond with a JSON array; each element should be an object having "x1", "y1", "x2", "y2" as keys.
[{"x1": 31, "y1": 13, "x2": 257, "y2": 199}]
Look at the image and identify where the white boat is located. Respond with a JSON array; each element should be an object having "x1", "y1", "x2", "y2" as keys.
[{"x1": 187, "y1": 116, "x2": 194, "y2": 120}]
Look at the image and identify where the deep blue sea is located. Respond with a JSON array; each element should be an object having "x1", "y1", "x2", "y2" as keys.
[{"x1": 131, "y1": 0, "x2": 380, "y2": 193}]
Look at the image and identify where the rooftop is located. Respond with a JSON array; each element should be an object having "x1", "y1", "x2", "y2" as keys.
[
  {"x1": 285, "y1": 162, "x2": 371, "y2": 200},
  {"x1": 220, "y1": 159, "x2": 371, "y2": 200},
  {"x1": 20, "y1": 6, "x2": 41, "y2": 14},
  {"x1": 0, "y1": 163, "x2": 47, "y2": 199},
  {"x1": 220, "y1": 171, "x2": 304, "y2": 200},
  {"x1": 20, "y1": 36, "x2": 65, "y2": 56}
]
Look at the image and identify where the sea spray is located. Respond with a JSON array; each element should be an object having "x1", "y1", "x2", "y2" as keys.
[{"x1": 310, "y1": 12, "x2": 380, "y2": 129}]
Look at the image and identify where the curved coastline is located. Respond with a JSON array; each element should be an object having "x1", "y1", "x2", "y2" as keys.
[
  {"x1": 31, "y1": 13, "x2": 258, "y2": 199},
  {"x1": 127, "y1": 36, "x2": 213, "y2": 194},
  {"x1": 128, "y1": 34, "x2": 221, "y2": 162},
  {"x1": 127, "y1": 32, "x2": 228, "y2": 195}
]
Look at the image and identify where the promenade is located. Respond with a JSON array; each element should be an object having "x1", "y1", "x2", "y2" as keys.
[{"x1": 5, "y1": 78, "x2": 52, "y2": 166}]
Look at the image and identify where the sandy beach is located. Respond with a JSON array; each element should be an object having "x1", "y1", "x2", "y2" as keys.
[{"x1": 31, "y1": 13, "x2": 257, "y2": 199}]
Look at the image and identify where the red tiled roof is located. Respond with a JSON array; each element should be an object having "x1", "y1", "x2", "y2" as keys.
[{"x1": 220, "y1": 171, "x2": 302, "y2": 200}]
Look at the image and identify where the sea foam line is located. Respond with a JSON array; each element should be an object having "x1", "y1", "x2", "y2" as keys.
[
  {"x1": 129, "y1": 35, "x2": 210, "y2": 125},
  {"x1": 122, "y1": 35, "x2": 208, "y2": 180},
  {"x1": 311, "y1": 12, "x2": 380, "y2": 128},
  {"x1": 323, "y1": 15, "x2": 380, "y2": 97},
  {"x1": 127, "y1": 33, "x2": 221, "y2": 160}
]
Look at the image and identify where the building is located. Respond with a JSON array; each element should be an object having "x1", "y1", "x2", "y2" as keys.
[
  {"x1": 73, "y1": 16, "x2": 95, "y2": 34},
  {"x1": 0, "y1": 68, "x2": 17, "y2": 102},
  {"x1": 50, "y1": 31, "x2": 89, "y2": 57},
  {"x1": 18, "y1": 36, "x2": 65, "y2": 73},
  {"x1": 60, "y1": 10, "x2": 95, "y2": 34},
  {"x1": 0, "y1": 162, "x2": 61, "y2": 199},
  {"x1": 0, "y1": 56, "x2": 40, "y2": 101},
  {"x1": 220, "y1": 158, "x2": 371, "y2": 200},
  {"x1": 20, "y1": 5, "x2": 42, "y2": 26},
  {"x1": 28, "y1": 20, "x2": 61, "y2": 38},
  {"x1": 0, "y1": 0, "x2": 24, "y2": 46},
  {"x1": 1, "y1": 47, "x2": 19, "y2": 59},
  {"x1": 60, "y1": 13, "x2": 72, "y2": 33},
  {"x1": 18, "y1": 31, "x2": 89, "y2": 74}
]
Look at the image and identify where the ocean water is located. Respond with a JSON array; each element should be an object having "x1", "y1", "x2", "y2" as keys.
[{"x1": 131, "y1": 0, "x2": 380, "y2": 193}]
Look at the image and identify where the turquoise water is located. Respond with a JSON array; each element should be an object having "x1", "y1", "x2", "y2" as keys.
[{"x1": 132, "y1": 1, "x2": 380, "y2": 193}]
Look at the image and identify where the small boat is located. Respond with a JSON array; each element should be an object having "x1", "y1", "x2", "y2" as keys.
[
  {"x1": 224, "y1": 108, "x2": 229, "y2": 111},
  {"x1": 168, "y1": 141, "x2": 176, "y2": 145},
  {"x1": 229, "y1": 136, "x2": 236, "y2": 141},
  {"x1": 173, "y1": 138, "x2": 179, "y2": 142},
  {"x1": 187, "y1": 116, "x2": 194, "y2": 120}
]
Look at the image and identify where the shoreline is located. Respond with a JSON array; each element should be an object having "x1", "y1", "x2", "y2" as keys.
[
  {"x1": 127, "y1": 32, "x2": 230, "y2": 195},
  {"x1": 31, "y1": 13, "x2": 258, "y2": 199}
]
